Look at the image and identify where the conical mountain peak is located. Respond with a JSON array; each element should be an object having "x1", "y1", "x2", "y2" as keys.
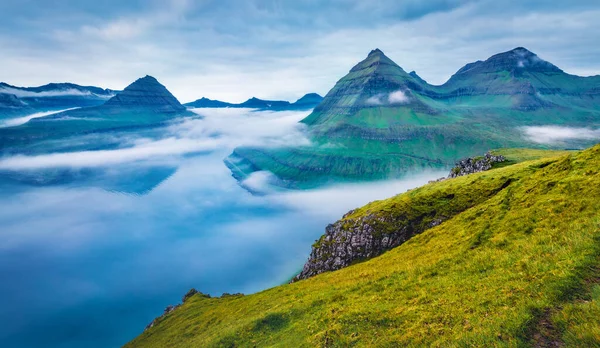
[
  {"x1": 301, "y1": 49, "x2": 432, "y2": 126},
  {"x1": 350, "y1": 49, "x2": 404, "y2": 72},
  {"x1": 368, "y1": 48, "x2": 385, "y2": 57},
  {"x1": 104, "y1": 75, "x2": 185, "y2": 112}
]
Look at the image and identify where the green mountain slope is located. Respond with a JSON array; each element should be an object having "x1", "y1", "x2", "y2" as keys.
[
  {"x1": 129, "y1": 145, "x2": 600, "y2": 347},
  {"x1": 226, "y1": 48, "x2": 600, "y2": 189}
]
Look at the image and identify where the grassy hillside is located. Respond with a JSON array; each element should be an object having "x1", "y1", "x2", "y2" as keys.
[{"x1": 129, "y1": 146, "x2": 600, "y2": 347}]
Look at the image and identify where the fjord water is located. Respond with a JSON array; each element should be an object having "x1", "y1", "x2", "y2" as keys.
[{"x1": 0, "y1": 108, "x2": 445, "y2": 348}]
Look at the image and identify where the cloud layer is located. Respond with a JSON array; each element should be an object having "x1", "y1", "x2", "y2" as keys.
[
  {"x1": 0, "y1": 87, "x2": 110, "y2": 98},
  {"x1": 0, "y1": 108, "x2": 310, "y2": 169},
  {"x1": 522, "y1": 126, "x2": 600, "y2": 144}
]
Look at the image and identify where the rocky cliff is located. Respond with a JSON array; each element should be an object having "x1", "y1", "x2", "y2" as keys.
[
  {"x1": 448, "y1": 152, "x2": 506, "y2": 178},
  {"x1": 293, "y1": 151, "x2": 513, "y2": 282}
]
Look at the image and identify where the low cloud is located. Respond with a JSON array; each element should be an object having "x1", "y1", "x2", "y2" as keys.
[
  {"x1": 0, "y1": 108, "x2": 311, "y2": 170},
  {"x1": 388, "y1": 90, "x2": 410, "y2": 104},
  {"x1": 366, "y1": 90, "x2": 411, "y2": 106},
  {"x1": 0, "y1": 138, "x2": 218, "y2": 170},
  {"x1": 522, "y1": 126, "x2": 600, "y2": 144},
  {"x1": 0, "y1": 108, "x2": 79, "y2": 128},
  {"x1": 0, "y1": 87, "x2": 112, "y2": 98},
  {"x1": 366, "y1": 95, "x2": 385, "y2": 105}
]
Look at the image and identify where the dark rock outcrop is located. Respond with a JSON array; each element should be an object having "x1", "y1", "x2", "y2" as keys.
[
  {"x1": 448, "y1": 152, "x2": 506, "y2": 178},
  {"x1": 292, "y1": 209, "x2": 447, "y2": 282},
  {"x1": 145, "y1": 304, "x2": 180, "y2": 331},
  {"x1": 182, "y1": 288, "x2": 200, "y2": 303}
]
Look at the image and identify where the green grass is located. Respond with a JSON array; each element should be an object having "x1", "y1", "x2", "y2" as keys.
[{"x1": 128, "y1": 144, "x2": 600, "y2": 347}]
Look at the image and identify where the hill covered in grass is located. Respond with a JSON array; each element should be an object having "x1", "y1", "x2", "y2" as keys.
[
  {"x1": 226, "y1": 48, "x2": 600, "y2": 189},
  {"x1": 128, "y1": 145, "x2": 600, "y2": 347}
]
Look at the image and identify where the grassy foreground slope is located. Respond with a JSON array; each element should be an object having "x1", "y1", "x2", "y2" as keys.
[{"x1": 129, "y1": 146, "x2": 600, "y2": 347}]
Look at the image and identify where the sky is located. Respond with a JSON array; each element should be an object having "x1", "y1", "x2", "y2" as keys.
[{"x1": 1, "y1": 0, "x2": 599, "y2": 103}]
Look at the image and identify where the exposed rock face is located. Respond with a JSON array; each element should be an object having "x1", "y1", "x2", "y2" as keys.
[
  {"x1": 448, "y1": 152, "x2": 506, "y2": 178},
  {"x1": 145, "y1": 304, "x2": 180, "y2": 331},
  {"x1": 293, "y1": 209, "x2": 446, "y2": 282},
  {"x1": 104, "y1": 75, "x2": 186, "y2": 113}
]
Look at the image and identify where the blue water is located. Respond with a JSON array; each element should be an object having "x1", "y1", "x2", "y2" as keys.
[{"x1": 0, "y1": 109, "x2": 444, "y2": 347}]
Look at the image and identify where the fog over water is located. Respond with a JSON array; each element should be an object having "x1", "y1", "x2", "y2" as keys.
[{"x1": 0, "y1": 108, "x2": 446, "y2": 348}]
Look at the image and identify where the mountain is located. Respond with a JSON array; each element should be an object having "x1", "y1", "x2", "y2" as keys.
[
  {"x1": 0, "y1": 82, "x2": 117, "y2": 111},
  {"x1": 291, "y1": 93, "x2": 324, "y2": 108},
  {"x1": 0, "y1": 75, "x2": 191, "y2": 153},
  {"x1": 0, "y1": 92, "x2": 32, "y2": 118},
  {"x1": 409, "y1": 70, "x2": 427, "y2": 85},
  {"x1": 184, "y1": 97, "x2": 234, "y2": 108},
  {"x1": 184, "y1": 93, "x2": 323, "y2": 111},
  {"x1": 103, "y1": 75, "x2": 185, "y2": 113},
  {"x1": 301, "y1": 48, "x2": 432, "y2": 127},
  {"x1": 128, "y1": 145, "x2": 600, "y2": 347},
  {"x1": 225, "y1": 47, "x2": 600, "y2": 189}
]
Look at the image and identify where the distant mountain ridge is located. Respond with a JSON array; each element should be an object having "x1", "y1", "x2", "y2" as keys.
[
  {"x1": 0, "y1": 81, "x2": 118, "y2": 116},
  {"x1": 0, "y1": 75, "x2": 191, "y2": 153},
  {"x1": 226, "y1": 47, "x2": 600, "y2": 189},
  {"x1": 185, "y1": 93, "x2": 323, "y2": 111},
  {"x1": 0, "y1": 82, "x2": 117, "y2": 97}
]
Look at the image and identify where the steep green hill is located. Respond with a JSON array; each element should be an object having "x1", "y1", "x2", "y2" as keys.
[
  {"x1": 226, "y1": 48, "x2": 600, "y2": 189},
  {"x1": 128, "y1": 145, "x2": 600, "y2": 347}
]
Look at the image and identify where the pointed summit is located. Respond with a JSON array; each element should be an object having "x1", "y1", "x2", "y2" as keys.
[
  {"x1": 104, "y1": 75, "x2": 185, "y2": 113},
  {"x1": 301, "y1": 49, "x2": 433, "y2": 126},
  {"x1": 350, "y1": 48, "x2": 406, "y2": 73},
  {"x1": 368, "y1": 48, "x2": 384, "y2": 56}
]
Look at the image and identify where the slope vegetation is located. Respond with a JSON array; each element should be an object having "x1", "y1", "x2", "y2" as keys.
[{"x1": 128, "y1": 145, "x2": 600, "y2": 347}]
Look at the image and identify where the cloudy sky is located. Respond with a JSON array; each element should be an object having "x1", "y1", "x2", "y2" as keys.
[{"x1": 1, "y1": 0, "x2": 599, "y2": 103}]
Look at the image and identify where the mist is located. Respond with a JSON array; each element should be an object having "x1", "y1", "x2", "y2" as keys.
[
  {"x1": 522, "y1": 125, "x2": 600, "y2": 144},
  {"x1": 0, "y1": 108, "x2": 311, "y2": 169},
  {"x1": 0, "y1": 87, "x2": 113, "y2": 98},
  {"x1": 0, "y1": 108, "x2": 79, "y2": 128}
]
